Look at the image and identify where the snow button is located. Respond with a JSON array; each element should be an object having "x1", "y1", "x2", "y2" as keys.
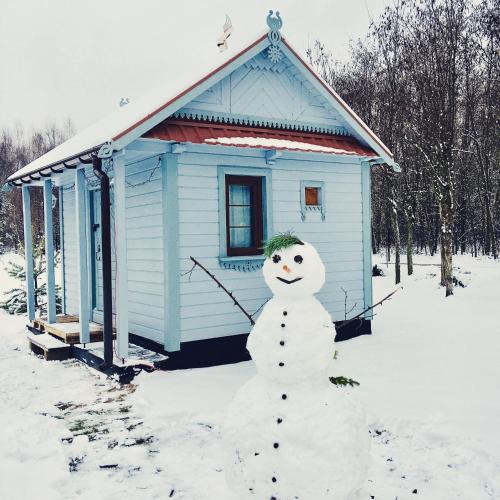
[
  {"x1": 281, "y1": 323, "x2": 285, "y2": 328},
  {"x1": 283, "y1": 311, "x2": 287, "y2": 316},
  {"x1": 280, "y1": 340, "x2": 285, "y2": 346},
  {"x1": 281, "y1": 394, "x2": 287, "y2": 400}
]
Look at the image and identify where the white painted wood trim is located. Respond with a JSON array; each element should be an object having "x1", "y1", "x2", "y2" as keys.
[
  {"x1": 43, "y1": 179, "x2": 56, "y2": 323},
  {"x1": 113, "y1": 152, "x2": 129, "y2": 358},
  {"x1": 22, "y1": 186, "x2": 35, "y2": 321},
  {"x1": 75, "y1": 168, "x2": 90, "y2": 343}
]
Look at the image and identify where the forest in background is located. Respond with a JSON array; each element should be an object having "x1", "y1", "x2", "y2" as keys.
[
  {"x1": 0, "y1": 119, "x2": 75, "y2": 253},
  {"x1": 308, "y1": 0, "x2": 499, "y2": 294},
  {"x1": 0, "y1": 0, "x2": 498, "y2": 297}
]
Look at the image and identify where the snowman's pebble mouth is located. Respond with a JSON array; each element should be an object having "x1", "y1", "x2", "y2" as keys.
[{"x1": 276, "y1": 277, "x2": 303, "y2": 285}]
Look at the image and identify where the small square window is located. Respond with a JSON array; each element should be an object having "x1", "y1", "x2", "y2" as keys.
[
  {"x1": 300, "y1": 181, "x2": 325, "y2": 221},
  {"x1": 305, "y1": 186, "x2": 320, "y2": 206}
]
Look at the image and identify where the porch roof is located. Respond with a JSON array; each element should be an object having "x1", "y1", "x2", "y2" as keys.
[{"x1": 144, "y1": 119, "x2": 377, "y2": 157}]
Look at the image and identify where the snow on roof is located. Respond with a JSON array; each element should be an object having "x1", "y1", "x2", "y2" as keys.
[
  {"x1": 144, "y1": 118, "x2": 377, "y2": 157},
  {"x1": 204, "y1": 136, "x2": 359, "y2": 155},
  {"x1": 7, "y1": 31, "x2": 267, "y2": 183},
  {"x1": 7, "y1": 25, "x2": 394, "y2": 184}
]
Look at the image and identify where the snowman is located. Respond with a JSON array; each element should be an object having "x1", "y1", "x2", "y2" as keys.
[{"x1": 224, "y1": 233, "x2": 370, "y2": 500}]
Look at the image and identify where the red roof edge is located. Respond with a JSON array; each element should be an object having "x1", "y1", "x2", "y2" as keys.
[{"x1": 143, "y1": 118, "x2": 377, "y2": 157}]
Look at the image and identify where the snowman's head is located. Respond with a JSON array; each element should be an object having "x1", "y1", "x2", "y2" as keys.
[{"x1": 262, "y1": 234, "x2": 325, "y2": 298}]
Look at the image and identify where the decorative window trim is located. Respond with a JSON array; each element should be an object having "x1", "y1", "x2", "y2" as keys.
[
  {"x1": 219, "y1": 255, "x2": 266, "y2": 271},
  {"x1": 218, "y1": 166, "x2": 273, "y2": 270},
  {"x1": 300, "y1": 180, "x2": 325, "y2": 221}
]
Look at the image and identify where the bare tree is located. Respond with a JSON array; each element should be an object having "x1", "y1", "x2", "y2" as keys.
[
  {"x1": 308, "y1": 0, "x2": 498, "y2": 294},
  {"x1": 0, "y1": 119, "x2": 75, "y2": 252}
]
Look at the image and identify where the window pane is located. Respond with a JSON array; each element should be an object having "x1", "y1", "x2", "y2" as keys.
[
  {"x1": 225, "y1": 175, "x2": 264, "y2": 256},
  {"x1": 230, "y1": 227, "x2": 252, "y2": 248},
  {"x1": 229, "y1": 184, "x2": 251, "y2": 205},
  {"x1": 229, "y1": 206, "x2": 251, "y2": 227},
  {"x1": 305, "y1": 186, "x2": 319, "y2": 206}
]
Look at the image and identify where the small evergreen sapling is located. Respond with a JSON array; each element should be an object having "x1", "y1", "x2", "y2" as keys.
[{"x1": 0, "y1": 240, "x2": 62, "y2": 316}]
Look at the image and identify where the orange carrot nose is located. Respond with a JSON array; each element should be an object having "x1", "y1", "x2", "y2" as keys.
[{"x1": 282, "y1": 264, "x2": 291, "y2": 273}]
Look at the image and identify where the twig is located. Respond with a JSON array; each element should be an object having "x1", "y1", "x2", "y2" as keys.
[
  {"x1": 189, "y1": 257, "x2": 255, "y2": 325},
  {"x1": 251, "y1": 298, "x2": 271, "y2": 318},
  {"x1": 340, "y1": 286, "x2": 357, "y2": 319},
  {"x1": 341, "y1": 286, "x2": 348, "y2": 320},
  {"x1": 180, "y1": 262, "x2": 196, "y2": 281},
  {"x1": 336, "y1": 287, "x2": 402, "y2": 330},
  {"x1": 340, "y1": 286, "x2": 358, "y2": 320},
  {"x1": 346, "y1": 301, "x2": 357, "y2": 317}
]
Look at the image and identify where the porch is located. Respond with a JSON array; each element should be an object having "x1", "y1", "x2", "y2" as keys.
[
  {"x1": 18, "y1": 140, "x2": 178, "y2": 372},
  {"x1": 32, "y1": 314, "x2": 105, "y2": 344}
]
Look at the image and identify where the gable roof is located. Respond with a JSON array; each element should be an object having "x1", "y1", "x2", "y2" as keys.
[{"x1": 7, "y1": 27, "x2": 396, "y2": 185}]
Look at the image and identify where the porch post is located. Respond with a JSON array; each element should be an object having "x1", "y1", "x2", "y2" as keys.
[
  {"x1": 43, "y1": 179, "x2": 56, "y2": 323},
  {"x1": 162, "y1": 153, "x2": 181, "y2": 352},
  {"x1": 75, "y1": 168, "x2": 90, "y2": 343},
  {"x1": 113, "y1": 151, "x2": 129, "y2": 358},
  {"x1": 361, "y1": 161, "x2": 373, "y2": 319},
  {"x1": 59, "y1": 186, "x2": 66, "y2": 314},
  {"x1": 22, "y1": 186, "x2": 35, "y2": 321}
]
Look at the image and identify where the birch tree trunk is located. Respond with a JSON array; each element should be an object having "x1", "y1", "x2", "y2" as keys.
[
  {"x1": 440, "y1": 200, "x2": 454, "y2": 296},
  {"x1": 406, "y1": 211, "x2": 414, "y2": 276}
]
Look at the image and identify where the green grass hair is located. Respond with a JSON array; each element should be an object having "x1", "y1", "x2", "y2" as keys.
[{"x1": 263, "y1": 232, "x2": 304, "y2": 258}]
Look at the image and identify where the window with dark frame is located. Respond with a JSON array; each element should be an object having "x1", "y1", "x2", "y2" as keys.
[{"x1": 225, "y1": 175, "x2": 264, "y2": 256}]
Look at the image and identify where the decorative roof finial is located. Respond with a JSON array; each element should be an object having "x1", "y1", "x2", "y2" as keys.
[{"x1": 266, "y1": 10, "x2": 283, "y2": 64}]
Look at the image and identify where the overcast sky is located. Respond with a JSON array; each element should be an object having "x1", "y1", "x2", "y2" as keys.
[{"x1": 0, "y1": 0, "x2": 392, "y2": 133}]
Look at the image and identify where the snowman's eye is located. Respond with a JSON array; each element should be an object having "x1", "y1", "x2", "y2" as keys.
[
  {"x1": 272, "y1": 254, "x2": 281, "y2": 264},
  {"x1": 294, "y1": 255, "x2": 303, "y2": 264}
]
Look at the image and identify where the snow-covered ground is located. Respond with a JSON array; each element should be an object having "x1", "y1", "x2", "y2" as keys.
[{"x1": 0, "y1": 253, "x2": 499, "y2": 499}]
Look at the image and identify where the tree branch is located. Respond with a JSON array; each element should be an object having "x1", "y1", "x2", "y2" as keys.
[
  {"x1": 188, "y1": 257, "x2": 255, "y2": 325},
  {"x1": 336, "y1": 287, "x2": 402, "y2": 330}
]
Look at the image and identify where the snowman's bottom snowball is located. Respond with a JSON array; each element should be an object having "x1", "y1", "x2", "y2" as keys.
[{"x1": 224, "y1": 376, "x2": 370, "y2": 500}]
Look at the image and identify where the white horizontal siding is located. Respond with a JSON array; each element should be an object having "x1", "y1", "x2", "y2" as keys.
[
  {"x1": 272, "y1": 159, "x2": 364, "y2": 322},
  {"x1": 177, "y1": 151, "x2": 365, "y2": 343},
  {"x1": 60, "y1": 158, "x2": 166, "y2": 344},
  {"x1": 125, "y1": 156, "x2": 165, "y2": 343},
  {"x1": 60, "y1": 148, "x2": 366, "y2": 347}
]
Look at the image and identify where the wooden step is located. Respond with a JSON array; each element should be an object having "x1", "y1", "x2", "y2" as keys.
[
  {"x1": 33, "y1": 314, "x2": 79, "y2": 330},
  {"x1": 28, "y1": 333, "x2": 72, "y2": 361},
  {"x1": 31, "y1": 317, "x2": 109, "y2": 344}
]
